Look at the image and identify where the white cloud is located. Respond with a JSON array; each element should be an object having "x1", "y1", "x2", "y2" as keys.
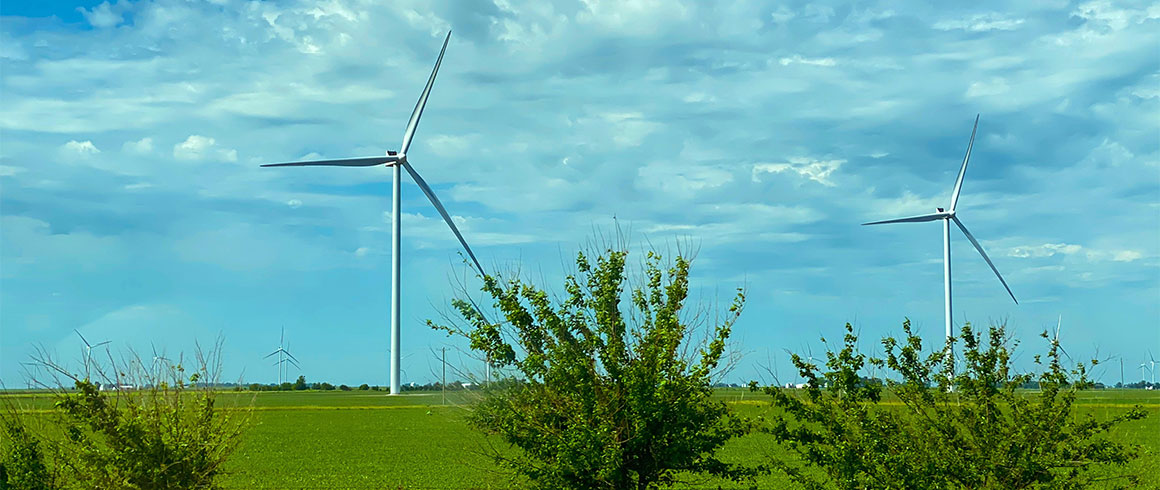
[
  {"x1": 0, "y1": 165, "x2": 26, "y2": 176},
  {"x1": 425, "y1": 134, "x2": 475, "y2": 157},
  {"x1": 173, "y1": 135, "x2": 237, "y2": 162},
  {"x1": 933, "y1": 13, "x2": 1025, "y2": 32},
  {"x1": 1007, "y1": 243, "x2": 1145, "y2": 263},
  {"x1": 122, "y1": 137, "x2": 153, "y2": 154},
  {"x1": 966, "y1": 77, "x2": 1011, "y2": 97},
  {"x1": 753, "y1": 158, "x2": 843, "y2": 186},
  {"x1": 78, "y1": 1, "x2": 124, "y2": 29},
  {"x1": 778, "y1": 55, "x2": 837, "y2": 67},
  {"x1": 1074, "y1": 1, "x2": 1160, "y2": 31},
  {"x1": 1008, "y1": 243, "x2": 1083, "y2": 258},
  {"x1": 62, "y1": 140, "x2": 100, "y2": 155},
  {"x1": 682, "y1": 92, "x2": 716, "y2": 103},
  {"x1": 577, "y1": 0, "x2": 689, "y2": 35},
  {"x1": 605, "y1": 112, "x2": 660, "y2": 147},
  {"x1": 1111, "y1": 250, "x2": 1143, "y2": 262}
]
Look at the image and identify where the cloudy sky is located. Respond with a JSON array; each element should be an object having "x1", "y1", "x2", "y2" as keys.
[{"x1": 2, "y1": 0, "x2": 1157, "y2": 387}]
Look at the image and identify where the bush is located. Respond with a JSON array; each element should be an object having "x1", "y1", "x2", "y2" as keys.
[
  {"x1": 758, "y1": 321, "x2": 1148, "y2": 490},
  {"x1": 1, "y1": 405, "x2": 60, "y2": 490},
  {"x1": 358, "y1": 384, "x2": 370, "y2": 391},
  {"x1": 431, "y1": 244, "x2": 753, "y2": 489},
  {"x1": 7, "y1": 341, "x2": 250, "y2": 490}
]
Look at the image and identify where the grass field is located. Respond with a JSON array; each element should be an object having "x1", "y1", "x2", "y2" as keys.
[{"x1": 5, "y1": 389, "x2": 1158, "y2": 489}]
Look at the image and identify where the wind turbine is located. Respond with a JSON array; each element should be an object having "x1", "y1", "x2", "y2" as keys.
[
  {"x1": 1148, "y1": 351, "x2": 1157, "y2": 385},
  {"x1": 1053, "y1": 315, "x2": 1072, "y2": 363},
  {"x1": 265, "y1": 327, "x2": 299, "y2": 385},
  {"x1": 1140, "y1": 362, "x2": 1151, "y2": 384},
  {"x1": 262, "y1": 31, "x2": 484, "y2": 395},
  {"x1": 863, "y1": 115, "x2": 1017, "y2": 372},
  {"x1": 75, "y1": 329, "x2": 111, "y2": 380}
]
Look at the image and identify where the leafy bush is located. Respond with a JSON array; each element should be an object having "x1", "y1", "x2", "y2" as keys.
[
  {"x1": 6, "y1": 341, "x2": 250, "y2": 490},
  {"x1": 759, "y1": 321, "x2": 1148, "y2": 490},
  {"x1": 431, "y1": 244, "x2": 753, "y2": 489},
  {"x1": 1, "y1": 405, "x2": 60, "y2": 490}
]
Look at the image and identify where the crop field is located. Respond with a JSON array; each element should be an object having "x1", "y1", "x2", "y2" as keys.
[{"x1": 5, "y1": 389, "x2": 1158, "y2": 489}]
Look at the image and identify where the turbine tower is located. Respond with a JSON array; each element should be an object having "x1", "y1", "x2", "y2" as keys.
[
  {"x1": 863, "y1": 115, "x2": 1017, "y2": 370},
  {"x1": 265, "y1": 327, "x2": 299, "y2": 385},
  {"x1": 262, "y1": 32, "x2": 482, "y2": 395}
]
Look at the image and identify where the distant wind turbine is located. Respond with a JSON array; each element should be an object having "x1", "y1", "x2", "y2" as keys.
[
  {"x1": 1054, "y1": 315, "x2": 1071, "y2": 363},
  {"x1": 863, "y1": 115, "x2": 1017, "y2": 372},
  {"x1": 265, "y1": 327, "x2": 299, "y2": 385},
  {"x1": 262, "y1": 31, "x2": 484, "y2": 395},
  {"x1": 75, "y1": 329, "x2": 111, "y2": 380},
  {"x1": 1148, "y1": 351, "x2": 1157, "y2": 385}
]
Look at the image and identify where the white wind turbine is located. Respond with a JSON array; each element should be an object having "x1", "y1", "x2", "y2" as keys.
[
  {"x1": 75, "y1": 329, "x2": 111, "y2": 380},
  {"x1": 1054, "y1": 315, "x2": 1072, "y2": 363},
  {"x1": 265, "y1": 327, "x2": 299, "y2": 385},
  {"x1": 1148, "y1": 351, "x2": 1156, "y2": 385},
  {"x1": 863, "y1": 115, "x2": 1017, "y2": 371},
  {"x1": 262, "y1": 32, "x2": 484, "y2": 395}
]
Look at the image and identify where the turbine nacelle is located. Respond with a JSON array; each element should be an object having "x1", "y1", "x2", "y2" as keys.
[{"x1": 383, "y1": 151, "x2": 406, "y2": 167}]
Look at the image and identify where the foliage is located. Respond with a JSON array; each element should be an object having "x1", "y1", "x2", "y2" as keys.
[
  {"x1": 759, "y1": 320, "x2": 1149, "y2": 490},
  {"x1": 12, "y1": 341, "x2": 250, "y2": 490},
  {"x1": 1, "y1": 404, "x2": 60, "y2": 490},
  {"x1": 292, "y1": 376, "x2": 307, "y2": 391},
  {"x1": 431, "y1": 244, "x2": 754, "y2": 489}
]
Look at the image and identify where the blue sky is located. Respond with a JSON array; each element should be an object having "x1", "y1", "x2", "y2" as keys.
[{"x1": 1, "y1": 0, "x2": 1157, "y2": 387}]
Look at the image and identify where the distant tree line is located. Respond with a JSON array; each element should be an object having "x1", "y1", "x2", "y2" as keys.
[{"x1": 241, "y1": 376, "x2": 487, "y2": 392}]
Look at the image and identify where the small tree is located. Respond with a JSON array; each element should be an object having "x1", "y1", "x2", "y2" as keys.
[
  {"x1": 292, "y1": 376, "x2": 307, "y2": 391},
  {"x1": 759, "y1": 321, "x2": 1148, "y2": 490},
  {"x1": 431, "y1": 244, "x2": 753, "y2": 489}
]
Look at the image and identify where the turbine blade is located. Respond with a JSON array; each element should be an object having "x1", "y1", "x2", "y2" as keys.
[
  {"x1": 75, "y1": 329, "x2": 91, "y2": 348},
  {"x1": 261, "y1": 156, "x2": 398, "y2": 168},
  {"x1": 952, "y1": 215, "x2": 1017, "y2": 304},
  {"x1": 399, "y1": 31, "x2": 452, "y2": 155},
  {"x1": 949, "y1": 114, "x2": 979, "y2": 211},
  {"x1": 403, "y1": 161, "x2": 485, "y2": 275},
  {"x1": 94, "y1": 340, "x2": 111, "y2": 348},
  {"x1": 264, "y1": 350, "x2": 280, "y2": 359},
  {"x1": 283, "y1": 351, "x2": 300, "y2": 363},
  {"x1": 862, "y1": 212, "x2": 944, "y2": 226},
  {"x1": 1055, "y1": 315, "x2": 1062, "y2": 341},
  {"x1": 286, "y1": 357, "x2": 301, "y2": 369}
]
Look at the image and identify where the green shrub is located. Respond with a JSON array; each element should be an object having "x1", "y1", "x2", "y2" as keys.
[
  {"x1": 11, "y1": 341, "x2": 250, "y2": 490},
  {"x1": 759, "y1": 321, "x2": 1148, "y2": 490}
]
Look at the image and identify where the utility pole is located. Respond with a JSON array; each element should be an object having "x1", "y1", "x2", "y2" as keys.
[{"x1": 441, "y1": 347, "x2": 446, "y2": 406}]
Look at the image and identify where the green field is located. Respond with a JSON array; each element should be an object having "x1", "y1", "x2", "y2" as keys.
[{"x1": 5, "y1": 389, "x2": 1158, "y2": 489}]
